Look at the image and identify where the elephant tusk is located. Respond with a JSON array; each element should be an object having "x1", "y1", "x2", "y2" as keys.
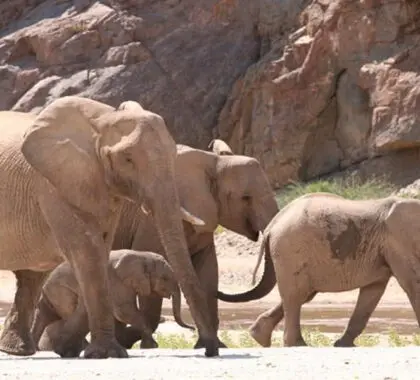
[{"x1": 180, "y1": 206, "x2": 205, "y2": 226}]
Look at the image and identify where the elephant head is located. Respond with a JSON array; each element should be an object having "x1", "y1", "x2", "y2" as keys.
[
  {"x1": 21, "y1": 96, "x2": 203, "y2": 226},
  {"x1": 21, "y1": 97, "x2": 212, "y2": 349},
  {"x1": 150, "y1": 263, "x2": 195, "y2": 331},
  {"x1": 175, "y1": 144, "x2": 279, "y2": 241}
]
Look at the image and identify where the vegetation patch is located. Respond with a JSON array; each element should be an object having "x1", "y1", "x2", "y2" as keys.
[
  {"x1": 128, "y1": 328, "x2": 420, "y2": 349},
  {"x1": 275, "y1": 177, "x2": 399, "y2": 209}
]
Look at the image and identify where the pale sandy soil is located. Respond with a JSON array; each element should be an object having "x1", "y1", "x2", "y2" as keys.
[{"x1": 0, "y1": 348, "x2": 419, "y2": 379}]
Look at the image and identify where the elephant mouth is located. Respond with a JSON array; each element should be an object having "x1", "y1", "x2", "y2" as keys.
[{"x1": 246, "y1": 219, "x2": 259, "y2": 242}]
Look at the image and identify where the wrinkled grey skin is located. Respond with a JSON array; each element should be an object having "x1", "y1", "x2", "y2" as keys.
[
  {"x1": 207, "y1": 139, "x2": 233, "y2": 156},
  {"x1": 31, "y1": 250, "x2": 194, "y2": 358},
  {"x1": 111, "y1": 141, "x2": 279, "y2": 349},
  {"x1": 218, "y1": 192, "x2": 420, "y2": 347},
  {"x1": 0, "y1": 96, "x2": 214, "y2": 359}
]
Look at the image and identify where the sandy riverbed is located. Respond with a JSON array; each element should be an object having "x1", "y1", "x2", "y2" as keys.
[{"x1": 0, "y1": 348, "x2": 419, "y2": 379}]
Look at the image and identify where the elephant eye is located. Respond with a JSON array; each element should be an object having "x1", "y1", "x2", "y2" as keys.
[
  {"x1": 242, "y1": 195, "x2": 251, "y2": 202},
  {"x1": 121, "y1": 153, "x2": 134, "y2": 165}
]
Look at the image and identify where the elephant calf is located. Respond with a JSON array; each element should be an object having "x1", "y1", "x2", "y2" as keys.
[
  {"x1": 31, "y1": 249, "x2": 194, "y2": 357},
  {"x1": 218, "y1": 192, "x2": 420, "y2": 348}
]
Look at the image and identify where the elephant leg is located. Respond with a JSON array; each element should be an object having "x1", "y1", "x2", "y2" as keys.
[
  {"x1": 192, "y1": 242, "x2": 227, "y2": 349},
  {"x1": 250, "y1": 303, "x2": 284, "y2": 347},
  {"x1": 114, "y1": 302, "x2": 157, "y2": 349},
  {"x1": 31, "y1": 294, "x2": 61, "y2": 350},
  {"x1": 49, "y1": 301, "x2": 91, "y2": 358},
  {"x1": 38, "y1": 193, "x2": 127, "y2": 359},
  {"x1": 140, "y1": 294, "x2": 163, "y2": 334},
  {"x1": 334, "y1": 279, "x2": 389, "y2": 347},
  {"x1": 38, "y1": 320, "x2": 62, "y2": 351},
  {"x1": 282, "y1": 299, "x2": 306, "y2": 347},
  {"x1": 250, "y1": 292, "x2": 316, "y2": 347},
  {"x1": 114, "y1": 295, "x2": 163, "y2": 349},
  {"x1": 38, "y1": 319, "x2": 89, "y2": 354},
  {"x1": 114, "y1": 320, "x2": 142, "y2": 349},
  {"x1": 0, "y1": 270, "x2": 48, "y2": 356},
  {"x1": 385, "y1": 255, "x2": 420, "y2": 324}
]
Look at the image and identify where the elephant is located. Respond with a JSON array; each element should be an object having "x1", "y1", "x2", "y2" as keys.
[
  {"x1": 31, "y1": 249, "x2": 194, "y2": 357},
  {"x1": 0, "y1": 95, "x2": 220, "y2": 359},
  {"x1": 109, "y1": 141, "x2": 279, "y2": 349},
  {"x1": 207, "y1": 139, "x2": 233, "y2": 156},
  {"x1": 217, "y1": 192, "x2": 420, "y2": 347}
]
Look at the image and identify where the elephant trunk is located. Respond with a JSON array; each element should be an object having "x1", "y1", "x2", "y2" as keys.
[
  {"x1": 150, "y1": 183, "x2": 214, "y2": 340},
  {"x1": 171, "y1": 284, "x2": 195, "y2": 330},
  {"x1": 217, "y1": 234, "x2": 276, "y2": 302}
]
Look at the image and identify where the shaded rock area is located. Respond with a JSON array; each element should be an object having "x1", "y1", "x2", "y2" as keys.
[{"x1": 1, "y1": 0, "x2": 420, "y2": 190}]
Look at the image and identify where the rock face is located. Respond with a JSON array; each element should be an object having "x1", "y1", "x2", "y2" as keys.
[
  {"x1": 216, "y1": 0, "x2": 420, "y2": 189},
  {"x1": 1, "y1": 0, "x2": 420, "y2": 189}
]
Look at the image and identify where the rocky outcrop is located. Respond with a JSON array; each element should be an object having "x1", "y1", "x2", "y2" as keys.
[
  {"x1": 216, "y1": 0, "x2": 420, "y2": 188},
  {"x1": 1, "y1": 0, "x2": 420, "y2": 189},
  {"x1": 0, "y1": 0, "x2": 265, "y2": 148}
]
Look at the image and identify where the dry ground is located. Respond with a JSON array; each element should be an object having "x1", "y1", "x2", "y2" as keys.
[{"x1": 1, "y1": 347, "x2": 419, "y2": 379}]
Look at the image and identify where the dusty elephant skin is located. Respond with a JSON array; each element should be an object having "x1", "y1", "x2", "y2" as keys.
[
  {"x1": 0, "y1": 95, "x2": 214, "y2": 359},
  {"x1": 218, "y1": 192, "x2": 420, "y2": 348},
  {"x1": 111, "y1": 140, "x2": 279, "y2": 349},
  {"x1": 31, "y1": 250, "x2": 194, "y2": 358}
]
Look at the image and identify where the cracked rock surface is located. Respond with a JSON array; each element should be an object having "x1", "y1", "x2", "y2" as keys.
[{"x1": 2, "y1": 0, "x2": 420, "y2": 189}]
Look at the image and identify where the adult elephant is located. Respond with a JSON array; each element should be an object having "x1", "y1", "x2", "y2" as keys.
[
  {"x1": 112, "y1": 141, "x2": 279, "y2": 349},
  {"x1": 0, "y1": 96, "x2": 219, "y2": 358}
]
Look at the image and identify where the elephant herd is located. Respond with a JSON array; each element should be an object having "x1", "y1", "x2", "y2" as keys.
[{"x1": 0, "y1": 96, "x2": 418, "y2": 360}]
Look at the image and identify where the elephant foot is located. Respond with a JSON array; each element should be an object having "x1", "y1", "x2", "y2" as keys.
[
  {"x1": 0, "y1": 326, "x2": 36, "y2": 356},
  {"x1": 284, "y1": 337, "x2": 307, "y2": 347},
  {"x1": 194, "y1": 336, "x2": 226, "y2": 350},
  {"x1": 84, "y1": 338, "x2": 128, "y2": 359},
  {"x1": 159, "y1": 316, "x2": 166, "y2": 324},
  {"x1": 117, "y1": 336, "x2": 139, "y2": 350},
  {"x1": 204, "y1": 338, "x2": 220, "y2": 357},
  {"x1": 53, "y1": 338, "x2": 89, "y2": 358},
  {"x1": 115, "y1": 325, "x2": 143, "y2": 349},
  {"x1": 249, "y1": 319, "x2": 273, "y2": 348},
  {"x1": 333, "y1": 338, "x2": 356, "y2": 347},
  {"x1": 55, "y1": 344, "x2": 83, "y2": 358},
  {"x1": 140, "y1": 337, "x2": 158, "y2": 349}
]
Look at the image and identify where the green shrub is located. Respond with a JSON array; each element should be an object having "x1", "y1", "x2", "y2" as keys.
[{"x1": 275, "y1": 177, "x2": 397, "y2": 209}]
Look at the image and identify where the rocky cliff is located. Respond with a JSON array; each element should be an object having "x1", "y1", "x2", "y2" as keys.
[{"x1": 1, "y1": 0, "x2": 420, "y2": 189}]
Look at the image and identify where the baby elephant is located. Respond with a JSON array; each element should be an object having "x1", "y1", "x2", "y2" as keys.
[
  {"x1": 218, "y1": 192, "x2": 420, "y2": 348},
  {"x1": 31, "y1": 249, "x2": 194, "y2": 357}
]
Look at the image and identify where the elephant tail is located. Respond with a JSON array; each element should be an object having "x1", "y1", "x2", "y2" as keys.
[
  {"x1": 216, "y1": 233, "x2": 276, "y2": 303},
  {"x1": 171, "y1": 285, "x2": 195, "y2": 331}
]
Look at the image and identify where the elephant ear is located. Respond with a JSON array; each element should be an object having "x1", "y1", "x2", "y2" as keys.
[
  {"x1": 21, "y1": 96, "x2": 115, "y2": 213},
  {"x1": 175, "y1": 145, "x2": 219, "y2": 232},
  {"x1": 385, "y1": 199, "x2": 420, "y2": 254},
  {"x1": 112, "y1": 251, "x2": 151, "y2": 296}
]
